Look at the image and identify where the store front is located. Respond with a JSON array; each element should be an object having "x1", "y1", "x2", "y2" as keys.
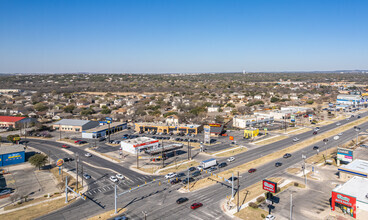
[{"x1": 331, "y1": 191, "x2": 356, "y2": 218}]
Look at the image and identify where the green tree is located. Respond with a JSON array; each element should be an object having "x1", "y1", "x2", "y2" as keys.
[
  {"x1": 163, "y1": 112, "x2": 178, "y2": 118},
  {"x1": 28, "y1": 154, "x2": 48, "y2": 170},
  {"x1": 7, "y1": 135, "x2": 20, "y2": 143},
  {"x1": 306, "y1": 99, "x2": 314, "y2": 104},
  {"x1": 34, "y1": 103, "x2": 48, "y2": 112},
  {"x1": 63, "y1": 105, "x2": 75, "y2": 113},
  {"x1": 101, "y1": 108, "x2": 111, "y2": 114},
  {"x1": 270, "y1": 96, "x2": 280, "y2": 103}
]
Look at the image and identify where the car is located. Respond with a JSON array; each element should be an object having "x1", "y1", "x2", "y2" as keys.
[
  {"x1": 360, "y1": 144, "x2": 368, "y2": 148},
  {"x1": 314, "y1": 127, "x2": 320, "y2": 131},
  {"x1": 182, "y1": 177, "x2": 195, "y2": 184},
  {"x1": 176, "y1": 197, "x2": 189, "y2": 204},
  {"x1": 63, "y1": 157, "x2": 73, "y2": 162},
  {"x1": 351, "y1": 115, "x2": 355, "y2": 118},
  {"x1": 248, "y1": 168, "x2": 257, "y2": 173},
  {"x1": 218, "y1": 162, "x2": 227, "y2": 168},
  {"x1": 196, "y1": 166, "x2": 204, "y2": 171},
  {"x1": 275, "y1": 162, "x2": 282, "y2": 167},
  {"x1": 209, "y1": 166, "x2": 217, "y2": 172},
  {"x1": 114, "y1": 216, "x2": 128, "y2": 220},
  {"x1": 265, "y1": 214, "x2": 275, "y2": 220},
  {"x1": 171, "y1": 179, "x2": 181, "y2": 185},
  {"x1": 85, "y1": 153, "x2": 92, "y2": 157},
  {"x1": 83, "y1": 174, "x2": 91, "y2": 179},
  {"x1": 110, "y1": 176, "x2": 118, "y2": 182},
  {"x1": 188, "y1": 167, "x2": 196, "y2": 172},
  {"x1": 358, "y1": 115, "x2": 361, "y2": 118},
  {"x1": 293, "y1": 137, "x2": 299, "y2": 142},
  {"x1": 176, "y1": 172, "x2": 186, "y2": 178},
  {"x1": 62, "y1": 144, "x2": 70, "y2": 148},
  {"x1": 165, "y1": 172, "x2": 177, "y2": 179},
  {"x1": 338, "y1": 133, "x2": 343, "y2": 136},
  {"x1": 192, "y1": 171, "x2": 201, "y2": 177},
  {"x1": 99, "y1": 137, "x2": 106, "y2": 142},
  {"x1": 283, "y1": 153, "x2": 292, "y2": 158},
  {"x1": 334, "y1": 135, "x2": 340, "y2": 140},
  {"x1": 190, "y1": 202, "x2": 203, "y2": 209},
  {"x1": 116, "y1": 174, "x2": 125, "y2": 180},
  {"x1": 0, "y1": 188, "x2": 12, "y2": 196},
  {"x1": 74, "y1": 140, "x2": 81, "y2": 143},
  {"x1": 79, "y1": 141, "x2": 87, "y2": 144},
  {"x1": 313, "y1": 146, "x2": 319, "y2": 150},
  {"x1": 313, "y1": 131, "x2": 317, "y2": 135},
  {"x1": 336, "y1": 123, "x2": 341, "y2": 126},
  {"x1": 227, "y1": 157, "x2": 235, "y2": 162}
]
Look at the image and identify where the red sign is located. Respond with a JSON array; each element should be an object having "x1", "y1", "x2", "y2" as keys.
[
  {"x1": 133, "y1": 140, "x2": 159, "y2": 148},
  {"x1": 229, "y1": 136, "x2": 234, "y2": 141},
  {"x1": 331, "y1": 191, "x2": 356, "y2": 218},
  {"x1": 209, "y1": 123, "x2": 221, "y2": 127},
  {"x1": 262, "y1": 180, "x2": 277, "y2": 193},
  {"x1": 56, "y1": 159, "x2": 64, "y2": 167}
]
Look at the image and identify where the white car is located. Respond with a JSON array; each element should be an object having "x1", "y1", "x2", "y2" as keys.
[
  {"x1": 165, "y1": 172, "x2": 177, "y2": 179},
  {"x1": 338, "y1": 133, "x2": 343, "y2": 136},
  {"x1": 227, "y1": 157, "x2": 235, "y2": 162},
  {"x1": 334, "y1": 135, "x2": 340, "y2": 140},
  {"x1": 293, "y1": 138, "x2": 299, "y2": 142},
  {"x1": 85, "y1": 153, "x2": 92, "y2": 157},
  {"x1": 196, "y1": 165, "x2": 204, "y2": 171},
  {"x1": 336, "y1": 123, "x2": 341, "y2": 126},
  {"x1": 116, "y1": 174, "x2": 125, "y2": 180},
  {"x1": 109, "y1": 176, "x2": 118, "y2": 182},
  {"x1": 265, "y1": 214, "x2": 275, "y2": 220}
]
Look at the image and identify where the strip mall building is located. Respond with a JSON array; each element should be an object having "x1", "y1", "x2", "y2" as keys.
[{"x1": 331, "y1": 176, "x2": 368, "y2": 218}]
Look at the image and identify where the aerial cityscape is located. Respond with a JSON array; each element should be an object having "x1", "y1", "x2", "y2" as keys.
[{"x1": 1, "y1": 1, "x2": 368, "y2": 220}]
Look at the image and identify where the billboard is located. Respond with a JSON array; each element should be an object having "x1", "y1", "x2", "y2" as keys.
[
  {"x1": 1, "y1": 151, "x2": 25, "y2": 166},
  {"x1": 204, "y1": 125, "x2": 210, "y2": 143},
  {"x1": 291, "y1": 115, "x2": 295, "y2": 122},
  {"x1": 337, "y1": 148, "x2": 354, "y2": 163},
  {"x1": 262, "y1": 179, "x2": 277, "y2": 193},
  {"x1": 331, "y1": 191, "x2": 356, "y2": 218}
]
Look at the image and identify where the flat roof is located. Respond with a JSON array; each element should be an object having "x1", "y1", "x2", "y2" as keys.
[
  {"x1": 121, "y1": 137, "x2": 158, "y2": 146},
  {"x1": 136, "y1": 122, "x2": 201, "y2": 128},
  {"x1": 0, "y1": 145, "x2": 24, "y2": 155},
  {"x1": 333, "y1": 176, "x2": 368, "y2": 203},
  {"x1": 339, "y1": 159, "x2": 368, "y2": 174},
  {"x1": 53, "y1": 119, "x2": 91, "y2": 126},
  {"x1": 84, "y1": 122, "x2": 127, "y2": 133}
]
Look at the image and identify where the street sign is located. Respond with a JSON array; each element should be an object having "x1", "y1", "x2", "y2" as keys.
[{"x1": 56, "y1": 158, "x2": 64, "y2": 167}]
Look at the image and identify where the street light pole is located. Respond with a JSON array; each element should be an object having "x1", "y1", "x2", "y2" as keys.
[
  {"x1": 75, "y1": 153, "x2": 79, "y2": 191},
  {"x1": 237, "y1": 171, "x2": 240, "y2": 212},
  {"x1": 290, "y1": 193, "x2": 293, "y2": 220}
]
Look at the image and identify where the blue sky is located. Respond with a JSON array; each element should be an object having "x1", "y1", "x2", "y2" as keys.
[{"x1": 0, "y1": 0, "x2": 367, "y2": 73}]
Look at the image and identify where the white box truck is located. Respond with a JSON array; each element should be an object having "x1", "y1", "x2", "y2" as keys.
[{"x1": 199, "y1": 158, "x2": 217, "y2": 169}]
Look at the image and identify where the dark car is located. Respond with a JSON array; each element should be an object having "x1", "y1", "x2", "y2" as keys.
[
  {"x1": 83, "y1": 174, "x2": 91, "y2": 180},
  {"x1": 283, "y1": 153, "x2": 292, "y2": 158},
  {"x1": 191, "y1": 203, "x2": 203, "y2": 209},
  {"x1": 182, "y1": 177, "x2": 195, "y2": 184},
  {"x1": 248, "y1": 168, "x2": 257, "y2": 173},
  {"x1": 313, "y1": 131, "x2": 317, "y2": 135},
  {"x1": 63, "y1": 157, "x2": 74, "y2": 162},
  {"x1": 358, "y1": 115, "x2": 361, "y2": 118},
  {"x1": 176, "y1": 197, "x2": 188, "y2": 204},
  {"x1": 209, "y1": 166, "x2": 217, "y2": 172},
  {"x1": 0, "y1": 188, "x2": 12, "y2": 196},
  {"x1": 218, "y1": 162, "x2": 227, "y2": 168},
  {"x1": 171, "y1": 179, "x2": 181, "y2": 185},
  {"x1": 192, "y1": 171, "x2": 201, "y2": 177},
  {"x1": 313, "y1": 146, "x2": 319, "y2": 150},
  {"x1": 177, "y1": 172, "x2": 186, "y2": 178},
  {"x1": 188, "y1": 167, "x2": 196, "y2": 172},
  {"x1": 79, "y1": 141, "x2": 87, "y2": 144},
  {"x1": 275, "y1": 162, "x2": 282, "y2": 167}
]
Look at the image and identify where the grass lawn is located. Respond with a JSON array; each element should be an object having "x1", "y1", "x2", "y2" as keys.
[
  {"x1": 159, "y1": 160, "x2": 199, "y2": 174},
  {"x1": 234, "y1": 206, "x2": 269, "y2": 220},
  {"x1": 88, "y1": 208, "x2": 126, "y2": 220},
  {"x1": 254, "y1": 135, "x2": 288, "y2": 145},
  {"x1": 4, "y1": 194, "x2": 62, "y2": 211},
  {"x1": 286, "y1": 127, "x2": 312, "y2": 135},
  {"x1": 212, "y1": 146, "x2": 248, "y2": 157}
]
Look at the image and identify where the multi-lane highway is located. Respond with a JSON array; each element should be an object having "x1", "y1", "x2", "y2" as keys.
[{"x1": 28, "y1": 112, "x2": 368, "y2": 219}]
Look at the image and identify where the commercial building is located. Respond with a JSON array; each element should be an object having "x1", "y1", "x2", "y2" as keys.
[
  {"x1": 332, "y1": 176, "x2": 368, "y2": 218},
  {"x1": 207, "y1": 123, "x2": 225, "y2": 137},
  {"x1": 336, "y1": 94, "x2": 363, "y2": 106},
  {"x1": 0, "y1": 145, "x2": 25, "y2": 167},
  {"x1": 120, "y1": 137, "x2": 160, "y2": 154},
  {"x1": 53, "y1": 119, "x2": 99, "y2": 132},
  {"x1": 233, "y1": 114, "x2": 274, "y2": 129},
  {"x1": 339, "y1": 159, "x2": 368, "y2": 181},
  {"x1": 82, "y1": 122, "x2": 127, "y2": 139},
  {"x1": 134, "y1": 122, "x2": 202, "y2": 135},
  {"x1": 0, "y1": 116, "x2": 36, "y2": 129}
]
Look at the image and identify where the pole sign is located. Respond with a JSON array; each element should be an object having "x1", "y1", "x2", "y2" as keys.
[
  {"x1": 229, "y1": 136, "x2": 234, "y2": 141},
  {"x1": 106, "y1": 117, "x2": 112, "y2": 124},
  {"x1": 204, "y1": 125, "x2": 210, "y2": 144},
  {"x1": 56, "y1": 158, "x2": 64, "y2": 167},
  {"x1": 291, "y1": 115, "x2": 295, "y2": 122},
  {"x1": 262, "y1": 179, "x2": 277, "y2": 193},
  {"x1": 13, "y1": 137, "x2": 21, "y2": 141},
  {"x1": 337, "y1": 148, "x2": 354, "y2": 163}
]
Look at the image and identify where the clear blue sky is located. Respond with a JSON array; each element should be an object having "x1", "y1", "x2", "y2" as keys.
[{"x1": 0, "y1": 0, "x2": 367, "y2": 73}]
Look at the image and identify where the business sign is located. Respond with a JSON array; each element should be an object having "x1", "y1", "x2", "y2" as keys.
[
  {"x1": 262, "y1": 179, "x2": 277, "y2": 193},
  {"x1": 105, "y1": 117, "x2": 112, "y2": 124},
  {"x1": 291, "y1": 115, "x2": 295, "y2": 122},
  {"x1": 56, "y1": 159, "x2": 64, "y2": 167},
  {"x1": 337, "y1": 148, "x2": 354, "y2": 163},
  {"x1": 13, "y1": 137, "x2": 21, "y2": 141},
  {"x1": 133, "y1": 140, "x2": 159, "y2": 148},
  {"x1": 204, "y1": 125, "x2": 210, "y2": 143},
  {"x1": 229, "y1": 136, "x2": 234, "y2": 141},
  {"x1": 331, "y1": 191, "x2": 356, "y2": 218},
  {"x1": 309, "y1": 114, "x2": 313, "y2": 121},
  {"x1": 209, "y1": 123, "x2": 221, "y2": 127}
]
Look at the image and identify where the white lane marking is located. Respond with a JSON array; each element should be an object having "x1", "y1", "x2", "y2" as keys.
[
  {"x1": 189, "y1": 214, "x2": 203, "y2": 220},
  {"x1": 98, "y1": 188, "x2": 102, "y2": 192}
]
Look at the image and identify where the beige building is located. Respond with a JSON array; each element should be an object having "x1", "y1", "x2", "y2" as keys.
[{"x1": 53, "y1": 119, "x2": 100, "y2": 132}]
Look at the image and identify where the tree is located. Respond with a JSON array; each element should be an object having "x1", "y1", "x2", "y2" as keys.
[
  {"x1": 28, "y1": 154, "x2": 48, "y2": 170},
  {"x1": 101, "y1": 108, "x2": 111, "y2": 114},
  {"x1": 7, "y1": 134, "x2": 19, "y2": 143},
  {"x1": 270, "y1": 96, "x2": 280, "y2": 103},
  {"x1": 63, "y1": 105, "x2": 75, "y2": 113},
  {"x1": 306, "y1": 99, "x2": 314, "y2": 105},
  {"x1": 34, "y1": 103, "x2": 48, "y2": 112}
]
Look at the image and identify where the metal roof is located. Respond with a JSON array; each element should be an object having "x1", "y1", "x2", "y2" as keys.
[
  {"x1": 340, "y1": 159, "x2": 368, "y2": 174},
  {"x1": 84, "y1": 122, "x2": 127, "y2": 133},
  {"x1": 333, "y1": 176, "x2": 368, "y2": 203},
  {"x1": 0, "y1": 145, "x2": 25, "y2": 155},
  {"x1": 53, "y1": 119, "x2": 91, "y2": 126}
]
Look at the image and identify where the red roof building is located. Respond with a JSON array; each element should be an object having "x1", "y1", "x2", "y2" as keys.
[{"x1": 0, "y1": 116, "x2": 28, "y2": 129}]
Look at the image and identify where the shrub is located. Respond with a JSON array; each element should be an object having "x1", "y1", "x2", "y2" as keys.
[
  {"x1": 249, "y1": 202, "x2": 258, "y2": 209},
  {"x1": 261, "y1": 214, "x2": 265, "y2": 218},
  {"x1": 294, "y1": 182, "x2": 299, "y2": 187},
  {"x1": 44, "y1": 195, "x2": 48, "y2": 197},
  {"x1": 17, "y1": 202, "x2": 22, "y2": 205},
  {"x1": 256, "y1": 196, "x2": 265, "y2": 203}
]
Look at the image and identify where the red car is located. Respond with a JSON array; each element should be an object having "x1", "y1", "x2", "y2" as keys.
[
  {"x1": 248, "y1": 168, "x2": 257, "y2": 173},
  {"x1": 190, "y1": 203, "x2": 203, "y2": 209},
  {"x1": 74, "y1": 140, "x2": 81, "y2": 144},
  {"x1": 62, "y1": 144, "x2": 70, "y2": 148},
  {"x1": 313, "y1": 131, "x2": 317, "y2": 135}
]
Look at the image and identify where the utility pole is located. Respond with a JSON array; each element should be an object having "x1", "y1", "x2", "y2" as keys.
[
  {"x1": 187, "y1": 165, "x2": 190, "y2": 192},
  {"x1": 290, "y1": 193, "x2": 293, "y2": 220},
  {"x1": 81, "y1": 163, "x2": 84, "y2": 188},
  {"x1": 114, "y1": 184, "x2": 117, "y2": 214},
  {"x1": 302, "y1": 154, "x2": 307, "y2": 187},
  {"x1": 59, "y1": 126, "x2": 61, "y2": 140},
  {"x1": 187, "y1": 140, "x2": 190, "y2": 160},
  {"x1": 75, "y1": 153, "x2": 79, "y2": 191},
  {"x1": 237, "y1": 171, "x2": 240, "y2": 212},
  {"x1": 108, "y1": 122, "x2": 111, "y2": 143},
  {"x1": 136, "y1": 149, "x2": 139, "y2": 169},
  {"x1": 231, "y1": 173, "x2": 234, "y2": 199},
  {"x1": 161, "y1": 140, "x2": 164, "y2": 168}
]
